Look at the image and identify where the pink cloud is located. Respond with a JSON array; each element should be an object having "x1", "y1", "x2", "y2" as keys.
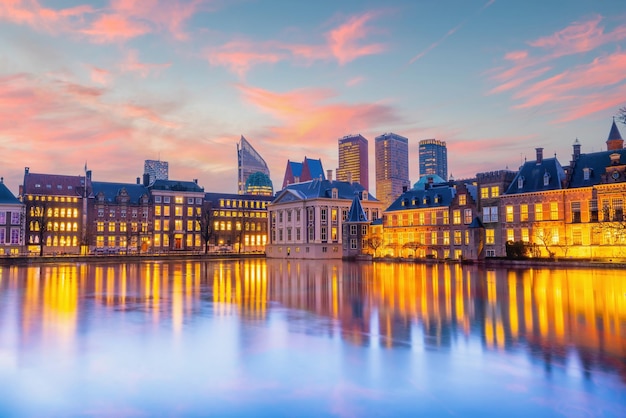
[
  {"x1": 89, "y1": 66, "x2": 112, "y2": 85},
  {"x1": 119, "y1": 50, "x2": 171, "y2": 78},
  {"x1": 326, "y1": 11, "x2": 385, "y2": 65},
  {"x1": 0, "y1": 0, "x2": 94, "y2": 32},
  {"x1": 346, "y1": 76, "x2": 366, "y2": 87},
  {"x1": 488, "y1": 15, "x2": 626, "y2": 122},
  {"x1": 80, "y1": 13, "x2": 151, "y2": 43},
  {"x1": 206, "y1": 11, "x2": 386, "y2": 75},
  {"x1": 529, "y1": 15, "x2": 626, "y2": 56}
]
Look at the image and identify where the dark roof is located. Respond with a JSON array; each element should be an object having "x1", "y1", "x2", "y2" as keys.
[
  {"x1": 92, "y1": 182, "x2": 150, "y2": 204},
  {"x1": 304, "y1": 157, "x2": 325, "y2": 180},
  {"x1": 386, "y1": 184, "x2": 455, "y2": 212},
  {"x1": 22, "y1": 172, "x2": 87, "y2": 197},
  {"x1": 288, "y1": 161, "x2": 303, "y2": 178},
  {"x1": 150, "y1": 179, "x2": 204, "y2": 192},
  {"x1": 568, "y1": 149, "x2": 626, "y2": 188},
  {"x1": 273, "y1": 179, "x2": 376, "y2": 203},
  {"x1": 0, "y1": 181, "x2": 20, "y2": 204},
  {"x1": 346, "y1": 195, "x2": 368, "y2": 223},
  {"x1": 608, "y1": 119, "x2": 623, "y2": 142},
  {"x1": 505, "y1": 158, "x2": 566, "y2": 195}
]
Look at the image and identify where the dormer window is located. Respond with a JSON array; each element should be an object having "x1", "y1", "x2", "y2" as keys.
[
  {"x1": 583, "y1": 168, "x2": 591, "y2": 180},
  {"x1": 362, "y1": 191, "x2": 368, "y2": 200},
  {"x1": 434, "y1": 194, "x2": 441, "y2": 203},
  {"x1": 331, "y1": 188, "x2": 338, "y2": 199},
  {"x1": 543, "y1": 172, "x2": 550, "y2": 186},
  {"x1": 518, "y1": 176, "x2": 525, "y2": 189}
]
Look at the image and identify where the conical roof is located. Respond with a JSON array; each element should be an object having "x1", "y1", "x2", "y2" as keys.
[
  {"x1": 346, "y1": 194, "x2": 368, "y2": 223},
  {"x1": 608, "y1": 119, "x2": 623, "y2": 142}
]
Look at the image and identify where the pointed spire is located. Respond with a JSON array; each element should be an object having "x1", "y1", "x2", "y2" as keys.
[
  {"x1": 606, "y1": 118, "x2": 624, "y2": 151},
  {"x1": 347, "y1": 193, "x2": 368, "y2": 223}
]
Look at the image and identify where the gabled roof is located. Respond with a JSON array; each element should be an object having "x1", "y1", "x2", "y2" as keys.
[
  {"x1": 303, "y1": 157, "x2": 325, "y2": 180},
  {"x1": 505, "y1": 158, "x2": 566, "y2": 194},
  {"x1": 150, "y1": 179, "x2": 204, "y2": 192},
  {"x1": 346, "y1": 194, "x2": 368, "y2": 223},
  {"x1": 412, "y1": 174, "x2": 446, "y2": 190},
  {"x1": 22, "y1": 172, "x2": 88, "y2": 197},
  {"x1": 568, "y1": 148, "x2": 626, "y2": 188},
  {"x1": 0, "y1": 181, "x2": 20, "y2": 205},
  {"x1": 92, "y1": 181, "x2": 150, "y2": 204},
  {"x1": 272, "y1": 179, "x2": 376, "y2": 204},
  {"x1": 287, "y1": 161, "x2": 303, "y2": 178},
  {"x1": 386, "y1": 184, "x2": 455, "y2": 212}
]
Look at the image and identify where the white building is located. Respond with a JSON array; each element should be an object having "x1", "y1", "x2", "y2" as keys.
[{"x1": 266, "y1": 178, "x2": 382, "y2": 259}]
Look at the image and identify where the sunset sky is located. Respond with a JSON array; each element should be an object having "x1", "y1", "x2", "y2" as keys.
[{"x1": 1, "y1": 0, "x2": 625, "y2": 196}]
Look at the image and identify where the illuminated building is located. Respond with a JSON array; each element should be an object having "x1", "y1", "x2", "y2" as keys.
[
  {"x1": 266, "y1": 179, "x2": 382, "y2": 259},
  {"x1": 342, "y1": 193, "x2": 371, "y2": 259},
  {"x1": 149, "y1": 179, "x2": 205, "y2": 252},
  {"x1": 143, "y1": 159, "x2": 168, "y2": 186},
  {"x1": 0, "y1": 177, "x2": 25, "y2": 255},
  {"x1": 20, "y1": 167, "x2": 90, "y2": 255},
  {"x1": 282, "y1": 157, "x2": 325, "y2": 189},
  {"x1": 204, "y1": 192, "x2": 273, "y2": 253},
  {"x1": 381, "y1": 179, "x2": 478, "y2": 259},
  {"x1": 90, "y1": 179, "x2": 152, "y2": 254},
  {"x1": 337, "y1": 134, "x2": 369, "y2": 190},
  {"x1": 419, "y1": 138, "x2": 448, "y2": 180},
  {"x1": 476, "y1": 170, "x2": 517, "y2": 257},
  {"x1": 375, "y1": 133, "x2": 410, "y2": 211},
  {"x1": 238, "y1": 136, "x2": 271, "y2": 195},
  {"x1": 244, "y1": 171, "x2": 273, "y2": 196},
  {"x1": 500, "y1": 120, "x2": 626, "y2": 260}
]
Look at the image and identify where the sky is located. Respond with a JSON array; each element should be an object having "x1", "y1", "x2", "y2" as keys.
[{"x1": 1, "y1": 0, "x2": 626, "y2": 196}]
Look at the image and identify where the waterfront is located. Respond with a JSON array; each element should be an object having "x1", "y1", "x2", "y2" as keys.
[{"x1": 0, "y1": 259, "x2": 624, "y2": 417}]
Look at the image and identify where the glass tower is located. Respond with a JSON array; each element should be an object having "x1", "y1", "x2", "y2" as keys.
[
  {"x1": 144, "y1": 160, "x2": 168, "y2": 186},
  {"x1": 237, "y1": 136, "x2": 271, "y2": 195},
  {"x1": 337, "y1": 134, "x2": 369, "y2": 190},
  {"x1": 419, "y1": 139, "x2": 448, "y2": 180},
  {"x1": 375, "y1": 133, "x2": 410, "y2": 210}
]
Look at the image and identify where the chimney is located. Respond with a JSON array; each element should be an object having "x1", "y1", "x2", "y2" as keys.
[
  {"x1": 0, "y1": 177, "x2": 3, "y2": 184},
  {"x1": 136, "y1": 177, "x2": 141, "y2": 185},
  {"x1": 402, "y1": 185, "x2": 408, "y2": 192},
  {"x1": 193, "y1": 179, "x2": 198, "y2": 184},
  {"x1": 327, "y1": 169, "x2": 332, "y2": 181},
  {"x1": 573, "y1": 139, "x2": 581, "y2": 161},
  {"x1": 143, "y1": 173, "x2": 150, "y2": 186},
  {"x1": 536, "y1": 148, "x2": 544, "y2": 164},
  {"x1": 347, "y1": 172, "x2": 352, "y2": 184},
  {"x1": 25, "y1": 167, "x2": 29, "y2": 175}
]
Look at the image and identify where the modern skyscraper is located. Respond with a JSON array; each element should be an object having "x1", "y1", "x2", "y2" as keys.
[
  {"x1": 237, "y1": 135, "x2": 271, "y2": 195},
  {"x1": 337, "y1": 134, "x2": 369, "y2": 190},
  {"x1": 144, "y1": 160, "x2": 168, "y2": 186},
  {"x1": 419, "y1": 139, "x2": 448, "y2": 180},
  {"x1": 375, "y1": 133, "x2": 410, "y2": 210}
]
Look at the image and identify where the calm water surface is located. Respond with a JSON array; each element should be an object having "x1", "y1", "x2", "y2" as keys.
[{"x1": 0, "y1": 259, "x2": 624, "y2": 417}]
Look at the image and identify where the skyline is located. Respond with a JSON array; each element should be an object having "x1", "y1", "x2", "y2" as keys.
[{"x1": 1, "y1": 0, "x2": 626, "y2": 196}]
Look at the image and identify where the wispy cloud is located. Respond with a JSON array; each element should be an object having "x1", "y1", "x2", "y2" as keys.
[
  {"x1": 119, "y1": 50, "x2": 171, "y2": 78},
  {"x1": 488, "y1": 15, "x2": 626, "y2": 122},
  {"x1": 206, "y1": 11, "x2": 387, "y2": 76}
]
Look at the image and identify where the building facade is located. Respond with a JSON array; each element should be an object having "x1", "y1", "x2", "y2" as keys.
[
  {"x1": 238, "y1": 135, "x2": 271, "y2": 195},
  {"x1": 337, "y1": 134, "x2": 369, "y2": 190},
  {"x1": 282, "y1": 157, "x2": 325, "y2": 188},
  {"x1": 375, "y1": 133, "x2": 410, "y2": 211},
  {"x1": 419, "y1": 139, "x2": 448, "y2": 180},
  {"x1": 266, "y1": 179, "x2": 382, "y2": 259},
  {"x1": 0, "y1": 178, "x2": 25, "y2": 255},
  {"x1": 149, "y1": 179, "x2": 205, "y2": 252},
  {"x1": 20, "y1": 168, "x2": 90, "y2": 255},
  {"x1": 144, "y1": 160, "x2": 168, "y2": 186},
  {"x1": 90, "y1": 179, "x2": 152, "y2": 254},
  {"x1": 204, "y1": 192, "x2": 273, "y2": 253}
]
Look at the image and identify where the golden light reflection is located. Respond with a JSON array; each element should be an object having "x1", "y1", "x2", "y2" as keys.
[{"x1": 0, "y1": 260, "x2": 623, "y2": 380}]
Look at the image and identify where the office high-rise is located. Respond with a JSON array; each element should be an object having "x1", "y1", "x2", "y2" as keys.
[
  {"x1": 375, "y1": 133, "x2": 410, "y2": 210},
  {"x1": 337, "y1": 134, "x2": 369, "y2": 190},
  {"x1": 419, "y1": 139, "x2": 448, "y2": 180},
  {"x1": 144, "y1": 160, "x2": 168, "y2": 186},
  {"x1": 237, "y1": 135, "x2": 271, "y2": 195}
]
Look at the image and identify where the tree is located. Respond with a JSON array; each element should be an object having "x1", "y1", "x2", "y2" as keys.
[
  {"x1": 535, "y1": 229, "x2": 556, "y2": 259},
  {"x1": 197, "y1": 204, "x2": 214, "y2": 254},
  {"x1": 617, "y1": 106, "x2": 626, "y2": 125},
  {"x1": 505, "y1": 240, "x2": 529, "y2": 259},
  {"x1": 403, "y1": 241, "x2": 422, "y2": 258},
  {"x1": 365, "y1": 235, "x2": 383, "y2": 257},
  {"x1": 31, "y1": 201, "x2": 49, "y2": 257}
]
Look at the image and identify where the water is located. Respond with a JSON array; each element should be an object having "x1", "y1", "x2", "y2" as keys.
[{"x1": 0, "y1": 259, "x2": 624, "y2": 417}]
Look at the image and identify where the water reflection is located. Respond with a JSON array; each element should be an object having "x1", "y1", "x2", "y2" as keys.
[{"x1": 0, "y1": 260, "x2": 624, "y2": 415}]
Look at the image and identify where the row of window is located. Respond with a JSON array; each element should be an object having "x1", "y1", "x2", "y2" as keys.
[
  {"x1": 219, "y1": 199, "x2": 269, "y2": 209},
  {"x1": 28, "y1": 235, "x2": 76, "y2": 246},
  {"x1": 213, "y1": 210, "x2": 267, "y2": 218},
  {"x1": 28, "y1": 195, "x2": 79, "y2": 203},
  {"x1": 0, "y1": 211, "x2": 21, "y2": 225},
  {"x1": 29, "y1": 206, "x2": 78, "y2": 218},
  {"x1": 154, "y1": 196, "x2": 203, "y2": 205},
  {"x1": 154, "y1": 205, "x2": 201, "y2": 217},
  {"x1": 387, "y1": 230, "x2": 470, "y2": 246},
  {"x1": 213, "y1": 221, "x2": 266, "y2": 232},
  {"x1": 0, "y1": 228, "x2": 21, "y2": 244},
  {"x1": 30, "y1": 221, "x2": 79, "y2": 232},
  {"x1": 386, "y1": 209, "x2": 473, "y2": 227}
]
